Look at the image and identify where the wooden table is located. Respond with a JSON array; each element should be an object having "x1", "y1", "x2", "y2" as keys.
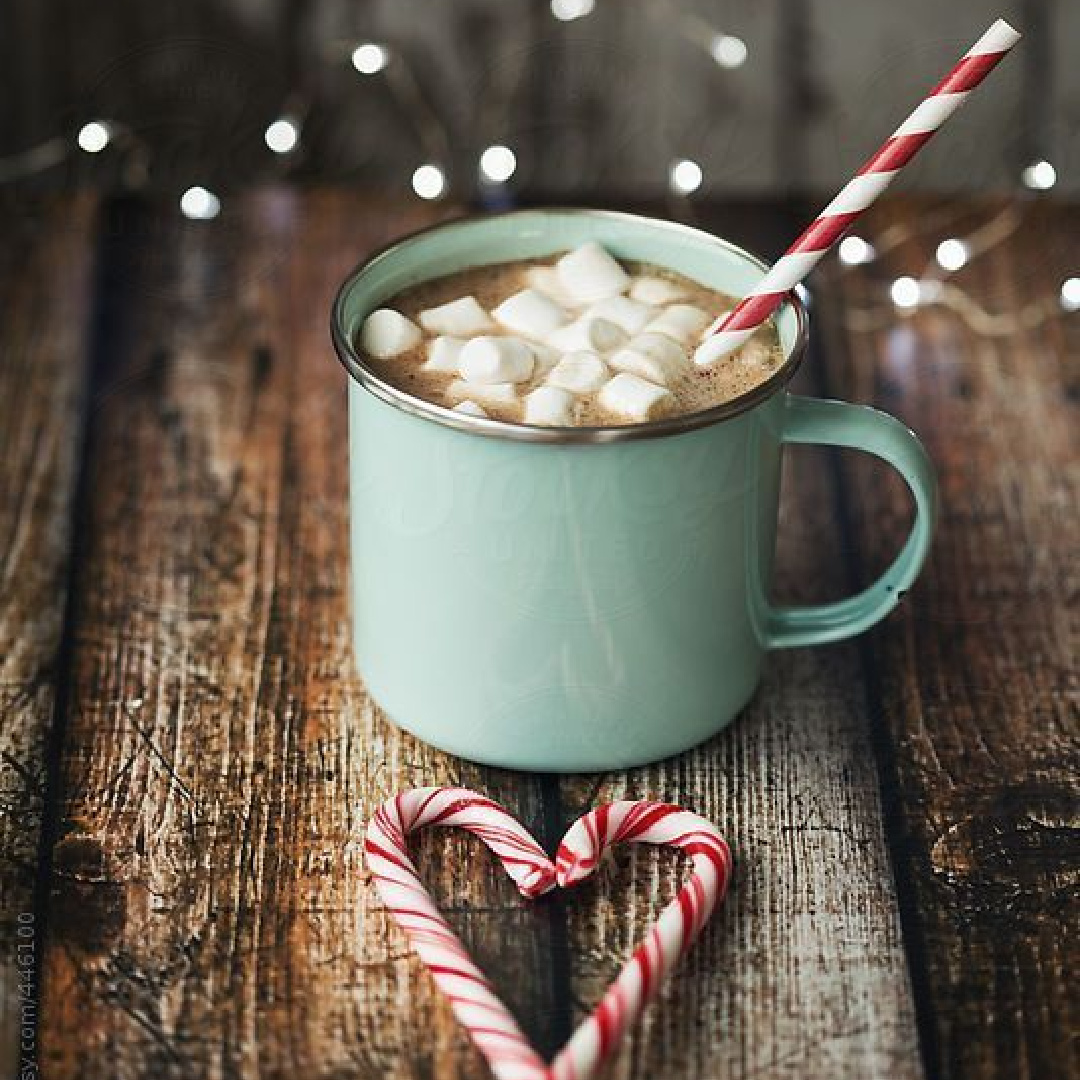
[{"x1": 0, "y1": 191, "x2": 1076, "y2": 1080}]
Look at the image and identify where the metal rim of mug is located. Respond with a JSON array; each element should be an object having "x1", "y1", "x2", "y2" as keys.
[{"x1": 330, "y1": 208, "x2": 810, "y2": 444}]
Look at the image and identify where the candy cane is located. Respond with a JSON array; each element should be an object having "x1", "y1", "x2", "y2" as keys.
[
  {"x1": 695, "y1": 18, "x2": 1021, "y2": 366},
  {"x1": 365, "y1": 787, "x2": 556, "y2": 1080},
  {"x1": 364, "y1": 789, "x2": 732, "y2": 1080},
  {"x1": 549, "y1": 802, "x2": 732, "y2": 1080}
]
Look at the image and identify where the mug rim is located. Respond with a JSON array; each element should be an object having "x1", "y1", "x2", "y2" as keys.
[{"x1": 330, "y1": 207, "x2": 810, "y2": 444}]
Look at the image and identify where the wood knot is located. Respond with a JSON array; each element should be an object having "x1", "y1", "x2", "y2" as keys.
[
  {"x1": 929, "y1": 782, "x2": 1080, "y2": 899},
  {"x1": 50, "y1": 825, "x2": 127, "y2": 955}
]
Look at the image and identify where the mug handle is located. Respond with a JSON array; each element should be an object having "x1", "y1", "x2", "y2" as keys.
[{"x1": 765, "y1": 394, "x2": 938, "y2": 649}]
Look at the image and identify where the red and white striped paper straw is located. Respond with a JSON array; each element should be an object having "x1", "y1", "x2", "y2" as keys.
[
  {"x1": 364, "y1": 788, "x2": 732, "y2": 1080},
  {"x1": 695, "y1": 18, "x2": 1021, "y2": 366}
]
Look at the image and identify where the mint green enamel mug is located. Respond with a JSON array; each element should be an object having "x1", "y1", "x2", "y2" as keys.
[{"x1": 331, "y1": 210, "x2": 936, "y2": 771}]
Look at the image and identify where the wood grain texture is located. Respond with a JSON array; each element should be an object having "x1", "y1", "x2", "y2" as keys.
[
  {"x1": 34, "y1": 192, "x2": 927, "y2": 1080},
  {"x1": 0, "y1": 194, "x2": 96, "y2": 1072},
  {"x1": 27, "y1": 191, "x2": 1075, "y2": 1080},
  {"x1": 814, "y1": 196, "x2": 1079, "y2": 1080}
]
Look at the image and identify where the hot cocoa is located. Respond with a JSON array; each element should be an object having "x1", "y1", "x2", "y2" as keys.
[{"x1": 359, "y1": 242, "x2": 785, "y2": 426}]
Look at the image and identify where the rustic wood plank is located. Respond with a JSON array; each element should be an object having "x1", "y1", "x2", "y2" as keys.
[
  {"x1": 814, "y1": 196, "x2": 1079, "y2": 1080},
  {"x1": 36, "y1": 190, "x2": 570, "y2": 1080},
  {"x1": 0, "y1": 194, "x2": 96, "y2": 1072},
  {"x1": 35, "y1": 192, "x2": 942, "y2": 1079},
  {"x1": 553, "y1": 204, "x2": 925, "y2": 1080}
]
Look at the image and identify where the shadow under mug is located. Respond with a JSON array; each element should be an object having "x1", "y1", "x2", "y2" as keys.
[{"x1": 331, "y1": 209, "x2": 937, "y2": 772}]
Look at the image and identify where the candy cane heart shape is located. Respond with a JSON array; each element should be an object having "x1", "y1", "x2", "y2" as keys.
[{"x1": 364, "y1": 789, "x2": 733, "y2": 1080}]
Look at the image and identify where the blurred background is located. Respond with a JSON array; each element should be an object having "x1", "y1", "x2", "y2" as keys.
[
  {"x1": 2, "y1": 0, "x2": 1076, "y2": 209},
  {"x1": 1, "y1": 7, "x2": 1077, "y2": 1080}
]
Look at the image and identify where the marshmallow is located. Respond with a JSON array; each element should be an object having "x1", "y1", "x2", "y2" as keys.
[
  {"x1": 452, "y1": 399, "x2": 488, "y2": 418},
  {"x1": 361, "y1": 308, "x2": 422, "y2": 359},
  {"x1": 447, "y1": 380, "x2": 518, "y2": 407},
  {"x1": 546, "y1": 351, "x2": 609, "y2": 393},
  {"x1": 492, "y1": 289, "x2": 568, "y2": 339},
  {"x1": 599, "y1": 373, "x2": 673, "y2": 422},
  {"x1": 524, "y1": 386, "x2": 576, "y2": 426},
  {"x1": 529, "y1": 340, "x2": 562, "y2": 376},
  {"x1": 608, "y1": 332, "x2": 689, "y2": 386},
  {"x1": 458, "y1": 336, "x2": 535, "y2": 384},
  {"x1": 629, "y1": 276, "x2": 688, "y2": 305},
  {"x1": 585, "y1": 295, "x2": 657, "y2": 336},
  {"x1": 738, "y1": 339, "x2": 778, "y2": 369},
  {"x1": 555, "y1": 242, "x2": 631, "y2": 302},
  {"x1": 418, "y1": 296, "x2": 493, "y2": 337},
  {"x1": 633, "y1": 331, "x2": 689, "y2": 366},
  {"x1": 525, "y1": 265, "x2": 582, "y2": 308},
  {"x1": 644, "y1": 304, "x2": 713, "y2": 344},
  {"x1": 547, "y1": 315, "x2": 628, "y2": 355},
  {"x1": 423, "y1": 335, "x2": 465, "y2": 373}
]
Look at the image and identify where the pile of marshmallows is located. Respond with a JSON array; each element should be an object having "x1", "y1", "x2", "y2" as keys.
[{"x1": 360, "y1": 242, "x2": 739, "y2": 426}]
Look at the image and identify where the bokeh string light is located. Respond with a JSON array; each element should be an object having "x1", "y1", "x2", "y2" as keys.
[
  {"x1": 669, "y1": 159, "x2": 704, "y2": 195},
  {"x1": 327, "y1": 36, "x2": 453, "y2": 201},
  {"x1": 833, "y1": 197, "x2": 1077, "y2": 334},
  {"x1": 662, "y1": 2, "x2": 750, "y2": 71},
  {"x1": 890, "y1": 276, "x2": 921, "y2": 310},
  {"x1": 179, "y1": 185, "x2": 221, "y2": 221},
  {"x1": 1021, "y1": 159, "x2": 1057, "y2": 191},
  {"x1": 0, "y1": 35, "x2": 453, "y2": 211},
  {"x1": 849, "y1": 279, "x2": 1067, "y2": 337},
  {"x1": 478, "y1": 145, "x2": 517, "y2": 184},
  {"x1": 351, "y1": 42, "x2": 390, "y2": 75},
  {"x1": 264, "y1": 116, "x2": 300, "y2": 155},
  {"x1": 839, "y1": 235, "x2": 875, "y2": 266},
  {"x1": 371, "y1": 44, "x2": 453, "y2": 202},
  {"x1": 1060, "y1": 278, "x2": 1080, "y2": 313},
  {"x1": 550, "y1": 0, "x2": 595, "y2": 22},
  {"x1": 708, "y1": 33, "x2": 749, "y2": 69},
  {"x1": 77, "y1": 121, "x2": 112, "y2": 154},
  {"x1": 411, "y1": 163, "x2": 447, "y2": 201},
  {"x1": 935, "y1": 237, "x2": 969, "y2": 272},
  {"x1": 0, "y1": 20, "x2": 1074, "y2": 328}
]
